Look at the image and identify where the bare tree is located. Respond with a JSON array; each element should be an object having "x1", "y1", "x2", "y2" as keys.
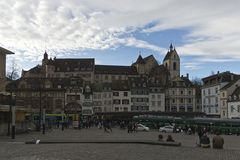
[
  {"x1": 6, "y1": 59, "x2": 19, "y2": 137},
  {"x1": 6, "y1": 59, "x2": 19, "y2": 80},
  {"x1": 191, "y1": 77, "x2": 203, "y2": 86}
]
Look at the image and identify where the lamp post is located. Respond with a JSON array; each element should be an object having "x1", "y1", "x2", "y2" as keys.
[
  {"x1": 38, "y1": 83, "x2": 42, "y2": 132},
  {"x1": 7, "y1": 92, "x2": 12, "y2": 136},
  {"x1": 11, "y1": 105, "x2": 15, "y2": 139}
]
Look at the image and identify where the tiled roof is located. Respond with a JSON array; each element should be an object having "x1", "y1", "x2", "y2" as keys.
[
  {"x1": 6, "y1": 77, "x2": 84, "y2": 91},
  {"x1": 92, "y1": 83, "x2": 112, "y2": 92},
  {"x1": 47, "y1": 58, "x2": 94, "y2": 72},
  {"x1": 132, "y1": 55, "x2": 158, "y2": 66},
  {"x1": 95, "y1": 65, "x2": 138, "y2": 75},
  {"x1": 220, "y1": 78, "x2": 240, "y2": 90},
  {"x1": 112, "y1": 80, "x2": 130, "y2": 91},
  {"x1": 228, "y1": 87, "x2": 240, "y2": 102},
  {"x1": 135, "y1": 55, "x2": 145, "y2": 64},
  {"x1": 202, "y1": 71, "x2": 239, "y2": 83},
  {"x1": 27, "y1": 65, "x2": 42, "y2": 74},
  {"x1": 149, "y1": 65, "x2": 169, "y2": 76}
]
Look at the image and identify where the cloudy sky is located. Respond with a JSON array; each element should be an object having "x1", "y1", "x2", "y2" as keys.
[{"x1": 1, "y1": 0, "x2": 240, "y2": 79}]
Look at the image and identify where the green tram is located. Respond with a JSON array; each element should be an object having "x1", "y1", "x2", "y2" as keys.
[{"x1": 132, "y1": 115, "x2": 240, "y2": 134}]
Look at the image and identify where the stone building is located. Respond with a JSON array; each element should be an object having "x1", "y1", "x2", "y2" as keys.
[
  {"x1": 163, "y1": 44, "x2": 180, "y2": 79},
  {"x1": 166, "y1": 75, "x2": 196, "y2": 112},
  {"x1": 202, "y1": 71, "x2": 239, "y2": 117},
  {"x1": 227, "y1": 87, "x2": 240, "y2": 119},
  {"x1": 13, "y1": 43, "x2": 199, "y2": 114}
]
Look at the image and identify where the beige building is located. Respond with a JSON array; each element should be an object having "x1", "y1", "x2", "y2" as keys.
[{"x1": 166, "y1": 75, "x2": 196, "y2": 112}]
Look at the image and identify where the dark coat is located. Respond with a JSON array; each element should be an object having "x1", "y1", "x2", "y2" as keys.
[{"x1": 212, "y1": 135, "x2": 224, "y2": 149}]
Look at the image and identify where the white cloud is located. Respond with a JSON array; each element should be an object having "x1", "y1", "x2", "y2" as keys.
[
  {"x1": 1, "y1": 0, "x2": 240, "y2": 69},
  {"x1": 182, "y1": 62, "x2": 202, "y2": 71}
]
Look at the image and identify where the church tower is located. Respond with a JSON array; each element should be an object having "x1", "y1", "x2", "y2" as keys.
[
  {"x1": 163, "y1": 43, "x2": 180, "y2": 79},
  {"x1": 42, "y1": 51, "x2": 48, "y2": 66}
]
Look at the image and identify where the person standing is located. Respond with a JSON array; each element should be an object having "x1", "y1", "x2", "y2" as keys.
[{"x1": 212, "y1": 132, "x2": 224, "y2": 149}]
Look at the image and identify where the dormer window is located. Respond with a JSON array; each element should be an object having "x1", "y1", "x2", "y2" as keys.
[
  {"x1": 228, "y1": 96, "x2": 231, "y2": 101},
  {"x1": 234, "y1": 95, "x2": 237, "y2": 100}
]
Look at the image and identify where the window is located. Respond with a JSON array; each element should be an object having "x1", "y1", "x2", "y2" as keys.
[
  {"x1": 179, "y1": 106, "x2": 185, "y2": 112},
  {"x1": 222, "y1": 92, "x2": 225, "y2": 97},
  {"x1": 157, "y1": 101, "x2": 161, "y2": 106},
  {"x1": 231, "y1": 105, "x2": 234, "y2": 112},
  {"x1": 105, "y1": 75, "x2": 108, "y2": 80},
  {"x1": 180, "y1": 90, "x2": 183, "y2": 95},
  {"x1": 188, "y1": 98, "x2": 192, "y2": 103},
  {"x1": 215, "y1": 97, "x2": 218, "y2": 103},
  {"x1": 124, "y1": 92, "x2": 128, "y2": 97},
  {"x1": 122, "y1": 99, "x2": 129, "y2": 105},
  {"x1": 238, "y1": 105, "x2": 240, "y2": 112},
  {"x1": 187, "y1": 106, "x2": 193, "y2": 112},
  {"x1": 113, "y1": 92, "x2": 119, "y2": 96},
  {"x1": 188, "y1": 90, "x2": 192, "y2": 95},
  {"x1": 208, "y1": 89, "x2": 211, "y2": 95},
  {"x1": 115, "y1": 107, "x2": 119, "y2": 112},
  {"x1": 131, "y1": 98, "x2": 137, "y2": 102},
  {"x1": 113, "y1": 99, "x2": 120, "y2": 105},
  {"x1": 157, "y1": 94, "x2": 161, "y2": 99},
  {"x1": 172, "y1": 99, "x2": 175, "y2": 103},
  {"x1": 152, "y1": 95, "x2": 155, "y2": 99},
  {"x1": 180, "y1": 98, "x2": 184, "y2": 103},
  {"x1": 171, "y1": 106, "x2": 177, "y2": 112},
  {"x1": 173, "y1": 62, "x2": 177, "y2": 70},
  {"x1": 215, "y1": 87, "x2": 218, "y2": 94},
  {"x1": 152, "y1": 101, "x2": 155, "y2": 106},
  {"x1": 203, "y1": 90, "x2": 205, "y2": 96},
  {"x1": 222, "y1": 101, "x2": 225, "y2": 106}
]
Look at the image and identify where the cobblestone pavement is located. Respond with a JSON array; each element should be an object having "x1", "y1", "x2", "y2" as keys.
[{"x1": 0, "y1": 127, "x2": 240, "y2": 160}]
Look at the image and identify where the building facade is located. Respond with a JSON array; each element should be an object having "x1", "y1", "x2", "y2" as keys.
[
  {"x1": 227, "y1": 87, "x2": 240, "y2": 119},
  {"x1": 10, "y1": 44, "x2": 200, "y2": 115},
  {"x1": 202, "y1": 71, "x2": 239, "y2": 117}
]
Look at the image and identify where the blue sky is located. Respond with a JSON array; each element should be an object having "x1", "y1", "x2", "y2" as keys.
[{"x1": 1, "y1": 0, "x2": 240, "y2": 80}]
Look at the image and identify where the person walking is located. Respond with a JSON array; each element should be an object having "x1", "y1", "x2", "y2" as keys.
[{"x1": 212, "y1": 132, "x2": 224, "y2": 149}]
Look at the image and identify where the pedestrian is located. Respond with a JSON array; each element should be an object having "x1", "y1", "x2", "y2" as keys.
[
  {"x1": 158, "y1": 134, "x2": 163, "y2": 141},
  {"x1": 200, "y1": 133, "x2": 210, "y2": 148},
  {"x1": 166, "y1": 135, "x2": 175, "y2": 142},
  {"x1": 212, "y1": 132, "x2": 224, "y2": 149}
]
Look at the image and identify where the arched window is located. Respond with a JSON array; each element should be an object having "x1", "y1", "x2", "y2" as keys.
[{"x1": 173, "y1": 62, "x2": 177, "y2": 70}]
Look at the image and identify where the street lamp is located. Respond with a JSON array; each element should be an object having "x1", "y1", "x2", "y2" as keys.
[{"x1": 37, "y1": 82, "x2": 43, "y2": 132}]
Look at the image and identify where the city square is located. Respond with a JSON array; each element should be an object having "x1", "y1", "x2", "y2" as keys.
[
  {"x1": 0, "y1": 127, "x2": 240, "y2": 160},
  {"x1": 1, "y1": 1, "x2": 240, "y2": 160}
]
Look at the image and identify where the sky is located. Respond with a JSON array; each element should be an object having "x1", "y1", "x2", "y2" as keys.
[{"x1": 1, "y1": 0, "x2": 240, "y2": 80}]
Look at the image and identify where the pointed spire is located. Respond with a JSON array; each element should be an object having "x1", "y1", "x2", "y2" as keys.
[
  {"x1": 169, "y1": 42, "x2": 173, "y2": 51},
  {"x1": 136, "y1": 54, "x2": 145, "y2": 64},
  {"x1": 44, "y1": 50, "x2": 48, "y2": 59}
]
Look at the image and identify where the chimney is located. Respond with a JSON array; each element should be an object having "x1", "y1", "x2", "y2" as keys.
[
  {"x1": 217, "y1": 71, "x2": 220, "y2": 74},
  {"x1": 186, "y1": 73, "x2": 189, "y2": 79}
]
